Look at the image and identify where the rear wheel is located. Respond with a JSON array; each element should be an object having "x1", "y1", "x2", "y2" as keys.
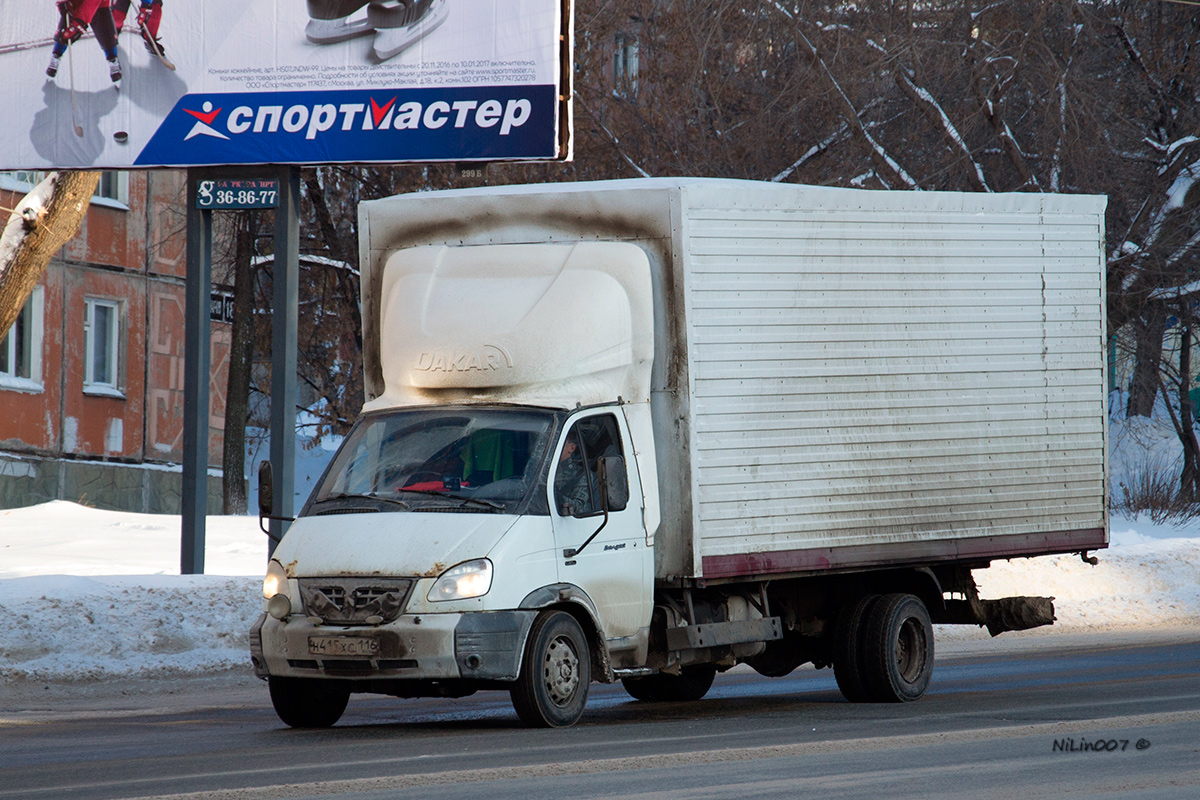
[
  {"x1": 510, "y1": 611, "x2": 591, "y2": 727},
  {"x1": 268, "y1": 676, "x2": 350, "y2": 728},
  {"x1": 621, "y1": 666, "x2": 717, "y2": 702},
  {"x1": 832, "y1": 594, "x2": 879, "y2": 703},
  {"x1": 861, "y1": 593, "x2": 934, "y2": 702}
]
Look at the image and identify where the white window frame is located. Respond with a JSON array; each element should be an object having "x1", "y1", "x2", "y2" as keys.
[
  {"x1": 84, "y1": 297, "x2": 124, "y2": 398},
  {"x1": 0, "y1": 286, "x2": 44, "y2": 392},
  {"x1": 614, "y1": 33, "x2": 639, "y2": 99},
  {"x1": 92, "y1": 171, "x2": 130, "y2": 210}
]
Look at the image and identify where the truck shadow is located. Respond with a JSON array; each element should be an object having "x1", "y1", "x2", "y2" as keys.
[{"x1": 299, "y1": 680, "x2": 861, "y2": 734}]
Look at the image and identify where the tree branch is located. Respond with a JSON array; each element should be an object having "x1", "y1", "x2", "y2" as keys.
[
  {"x1": 895, "y1": 70, "x2": 990, "y2": 192},
  {"x1": 0, "y1": 171, "x2": 100, "y2": 334}
]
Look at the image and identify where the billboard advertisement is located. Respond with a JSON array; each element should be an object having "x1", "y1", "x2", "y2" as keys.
[{"x1": 1, "y1": 1, "x2": 571, "y2": 169}]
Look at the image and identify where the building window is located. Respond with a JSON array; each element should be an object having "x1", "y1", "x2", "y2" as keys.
[
  {"x1": 0, "y1": 286, "x2": 44, "y2": 391},
  {"x1": 1, "y1": 171, "x2": 128, "y2": 209},
  {"x1": 614, "y1": 33, "x2": 638, "y2": 99},
  {"x1": 95, "y1": 171, "x2": 128, "y2": 204},
  {"x1": 84, "y1": 298, "x2": 123, "y2": 397},
  {"x1": 0, "y1": 171, "x2": 44, "y2": 192}
]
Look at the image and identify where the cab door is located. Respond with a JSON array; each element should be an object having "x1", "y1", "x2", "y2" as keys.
[{"x1": 550, "y1": 409, "x2": 652, "y2": 641}]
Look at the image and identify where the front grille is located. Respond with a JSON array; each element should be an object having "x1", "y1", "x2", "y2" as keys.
[{"x1": 298, "y1": 578, "x2": 414, "y2": 625}]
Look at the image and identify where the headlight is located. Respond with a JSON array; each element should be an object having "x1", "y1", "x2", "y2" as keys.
[
  {"x1": 427, "y1": 559, "x2": 493, "y2": 602},
  {"x1": 262, "y1": 559, "x2": 288, "y2": 599}
]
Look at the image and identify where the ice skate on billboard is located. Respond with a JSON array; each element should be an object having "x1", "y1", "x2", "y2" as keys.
[{"x1": 2, "y1": 0, "x2": 570, "y2": 169}]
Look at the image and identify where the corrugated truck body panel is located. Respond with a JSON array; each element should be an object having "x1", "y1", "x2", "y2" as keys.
[{"x1": 674, "y1": 184, "x2": 1106, "y2": 579}]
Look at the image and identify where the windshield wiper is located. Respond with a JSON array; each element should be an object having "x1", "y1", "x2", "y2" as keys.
[
  {"x1": 316, "y1": 493, "x2": 411, "y2": 510},
  {"x1": 397, "y1": 488, "x2": 505, "y2": 511}
]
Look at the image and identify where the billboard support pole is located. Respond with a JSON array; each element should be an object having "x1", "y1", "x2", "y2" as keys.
[
  {"x1": 182, "y1": 170, "x2": 213, "y2": 575},
  {"x1": 268, "y1": 166, "x2": 300, "y2": 555}
]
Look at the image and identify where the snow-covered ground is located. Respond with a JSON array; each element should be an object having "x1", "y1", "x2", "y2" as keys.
[{"x1": 0, "y1": 501, "x2": 1197, "y2": 684}]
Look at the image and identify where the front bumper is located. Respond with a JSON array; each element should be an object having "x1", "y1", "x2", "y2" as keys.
[{"x1": 250, "y1": 610, "x2": 536, "y2": 682}]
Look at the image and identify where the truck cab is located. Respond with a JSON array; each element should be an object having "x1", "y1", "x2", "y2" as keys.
[{"x1": 252, "y1": 239, "x2": 660, "y2": 727}]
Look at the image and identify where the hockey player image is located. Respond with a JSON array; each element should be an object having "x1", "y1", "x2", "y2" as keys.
[
  {"x1": 306, "y1": 0, "x2": 449, "y2": 62},
  {"x1": 45, "y1": 0, "x2": 122, "y2": 84},
  {"x1": 111, "y1": 0, "x2": 166, "y2": 62}
]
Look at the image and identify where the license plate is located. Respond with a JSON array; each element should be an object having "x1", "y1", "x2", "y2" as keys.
[{"x1": 308, "y1": 636, "x2": 380, "y2": 657}]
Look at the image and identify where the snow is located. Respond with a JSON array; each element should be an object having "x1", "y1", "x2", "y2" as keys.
[
  {"x1": 1164, "y1": 159, "x2": 1199, "y2": 213},
  {"x1": 1166, "y1": 136, "x2": 1199, "y2": 159},
  {"x1": 0, "y1": 172, "x2": 59, "y2": 277},
  {"x1": 1, "y1": 499, "x2": 1198, "y2": 684}
]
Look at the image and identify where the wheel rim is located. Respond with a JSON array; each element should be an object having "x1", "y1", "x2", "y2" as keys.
[
  {"x1": 543, "y1": 634, "x2": 580, "y2": 706},
  {"x1": 895, "y1": 616, "x2": 927, "y2": 683}
]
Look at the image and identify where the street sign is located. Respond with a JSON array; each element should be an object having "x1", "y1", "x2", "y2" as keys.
[
  {"x1": 196, "y1": 179, "x2": 280, "y2": 210},
  {"x1": 210, "y1": 287, "x2": 236, "y2": 323}
]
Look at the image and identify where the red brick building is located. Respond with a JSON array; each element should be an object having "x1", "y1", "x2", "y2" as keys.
[{"x1": 0, "y1": 171, "x2": 229, "y2": 512}]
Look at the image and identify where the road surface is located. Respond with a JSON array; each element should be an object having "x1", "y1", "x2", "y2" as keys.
[{"x1": 1, "y1": 633, "x2": 1197, "y2": 799}]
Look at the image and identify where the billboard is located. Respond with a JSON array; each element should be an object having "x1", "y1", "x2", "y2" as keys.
[{"x1": 1, "y1": 0, "x2": 571, "y2": 169}]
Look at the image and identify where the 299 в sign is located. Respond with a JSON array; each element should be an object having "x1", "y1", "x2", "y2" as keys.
[{"x1": 197, "y1": 179, "x2": 280, "y2": 209}]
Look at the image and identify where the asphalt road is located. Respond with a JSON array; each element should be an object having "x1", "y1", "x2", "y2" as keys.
[{"x1": 1, "y1": 634, "x2": 1198, "y2": 800}]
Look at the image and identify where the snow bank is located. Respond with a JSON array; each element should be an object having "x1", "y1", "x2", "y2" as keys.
[
  {"x1": 0, "y1": 501, "x2": 266, "y2": 682},
  {"x1": 0, "y1": 575, "x2": 260, "y2": 682},
  {"x1": 1, "y1": 502, "x2": 1198, "y2": 683}
]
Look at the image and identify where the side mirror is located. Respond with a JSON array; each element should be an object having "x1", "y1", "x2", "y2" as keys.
[
  {"x1": 257, "y1": 460, "x2": 274, "y2": 520},
  {"x1": 596, "y1": 455, "x2": 629, "y2": 513}
]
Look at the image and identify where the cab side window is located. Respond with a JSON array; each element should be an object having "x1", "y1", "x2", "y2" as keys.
[{"x1": 553, "y1": 414, "x2": 624, "y2": 517}]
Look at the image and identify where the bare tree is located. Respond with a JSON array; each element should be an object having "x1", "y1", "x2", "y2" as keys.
[
  {"x1": 270, "y1": 0, "x2": 1200, "y2": 479},
  {"x1": 221, "y1": 211, "x2": 263, "y2": 514}
]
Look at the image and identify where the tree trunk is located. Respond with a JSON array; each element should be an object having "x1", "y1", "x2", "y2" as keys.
[
  {"x1": 1179, "y1": 322, "x2": 1200, "y2": 504},
  {"x1": 222, "y1": 212, "x2": 258, "y2": 515},
  {"x1": 1127, "y1": 301, "x2": 1166, "y2": 418},
  {"x1": 0, "y1": 171, "x2": 101, "y2": 334}
]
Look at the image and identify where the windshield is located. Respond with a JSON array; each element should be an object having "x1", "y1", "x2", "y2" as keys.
[{"x1": 305, "y1": 407, "x2": 558, "y2": 515}]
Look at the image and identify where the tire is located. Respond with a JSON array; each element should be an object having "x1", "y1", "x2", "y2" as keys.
[
  {"x1": 510, "y1": 611, "x2": 591, "y2": 727},
  {"x1": 268, "y1": 676, "x2": 350, "y2": 728},
  {"x1": 832, "y1": 594, "x2": 879, "y2": 703},
  {"x1": 861, "y1": 593, "x2": 934, "y2": 703},
  {"x1": 621, "y1": 666, "x2": 717, "y2": 702}
]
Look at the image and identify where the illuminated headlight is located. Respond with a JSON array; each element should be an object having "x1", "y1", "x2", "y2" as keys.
[
  {"x1": 428, "y1": 559, "x2": 493, "y2": 602},
  {"x1": 262, "y1": 559, "x2": 288, "y2": 599}
]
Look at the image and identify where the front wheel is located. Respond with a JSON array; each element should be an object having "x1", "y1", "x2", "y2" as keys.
[
  {"x1": 510, "y1": 611, "x2": 591, "y2": 727},
  {"x1": 268, "y1": 676, "x2": 350, "y2": 728}
]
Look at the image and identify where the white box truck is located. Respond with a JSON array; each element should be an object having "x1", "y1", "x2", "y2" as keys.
[{"x1": 250, "y1": 178, "x2": 1108, "y2": 728}]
